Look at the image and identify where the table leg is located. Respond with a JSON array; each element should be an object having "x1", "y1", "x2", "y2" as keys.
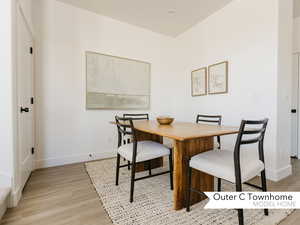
[
  {"x1": 134, "y1": 130, "x2": 164, "y2": 172},
  {"x1": 173, "y1": 137, "x2": 214, "y2": 210}
]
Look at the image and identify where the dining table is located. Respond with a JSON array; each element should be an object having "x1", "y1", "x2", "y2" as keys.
[{"x1": 111, "y1": 119, "x2": 239, "y2": 210}]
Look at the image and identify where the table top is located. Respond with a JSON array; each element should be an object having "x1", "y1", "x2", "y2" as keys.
[{"x1": 112, "y1": 120, "x2": 239, "y2": 141}]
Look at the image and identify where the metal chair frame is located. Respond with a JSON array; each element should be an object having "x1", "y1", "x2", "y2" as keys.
[
  {"x1": 196, "y1": 114, "x2": 222, "y2": 191},
  {"x1": 186, "y1": 118, "x2": 269, "y2": 225},
  {"x1": 115, "y1": 116, "x2": 173, "y2": 203},
  {"x1": 122, "y1": 114, "x2": 150, "y2": 170}
]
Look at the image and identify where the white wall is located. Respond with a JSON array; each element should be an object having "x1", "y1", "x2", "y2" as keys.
[
  {"x1": 173, "y1": 0, "x2": 292, "y2": 181},
  {"x1": 0, "y1": 0, "x2": 14, "y2": 188},
  {"x1": 294, "y1": 17, "x2": 300, "y2": 53},
  {"x1": 32, "y1": 0, "x2": 176, "y2": 168},
  {"x1": 32, "y1": 0, "x2": 293, "y2": 181}
]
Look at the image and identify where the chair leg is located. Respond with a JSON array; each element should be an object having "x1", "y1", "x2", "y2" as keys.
[
  {"x1": 127, "y1": 160, "x2": 131, "y2": 170},
  {"x1": 236, "y1": 180, "x2": 244, "y2": 225},
  {"x1": 217, "y1": 178, "x2": 222, "y2": 192},
  {"x1": 186, "y1": 166, "x2": 192, "y2": 212},
  {"x1": 116, "y1": 154, "x2": 120, "y2": 186},
  {"x1": 238, "y1": 209, "x2": 244, "y2": 225},
  {"x1": 123, "y1": 156, "x2": 130, "y2": 170},
  {"x1": 130, "y1": 159, "x2": 136, "y2": 203},
  {"x1": 148, "y1": 160, "x2": 152, "y2": 176},
  {"x1": 261, "y1": 169, "x2": 269, "y2": 216},
  {"x1": 169, "y1": 153, "x2": 173, "y2": 190}
]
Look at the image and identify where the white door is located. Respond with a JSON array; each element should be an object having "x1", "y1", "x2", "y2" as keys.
[
  {"x1": 291, "y1": 53, "x2": 299, "y2": 158},
  {"x1": 17, "y1": 7, "x2": 35, "y2": 190}
]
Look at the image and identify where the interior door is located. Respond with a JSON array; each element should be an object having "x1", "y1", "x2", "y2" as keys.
[
  {"x1": 291, "y1": 53, "x2": 299, "y2": 158},
  {"x1": 17, "y1": 7, "x2": 35, "y2": 190}
]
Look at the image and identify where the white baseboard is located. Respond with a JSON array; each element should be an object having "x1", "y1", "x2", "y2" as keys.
[
  {"x1": 35, "y1": 152, "x2": 115, "y2": 169},
  {"x1": 0, "y1": 188, "x2": 10, "y2": 219},
  {"x1": 0, "y1": 173, "x2": 22, "y2": 208},
  {"x1": 8, "y1": 187, "x2": 22, "y2": 208},
  {"x1": 265, "y1": 164, "x2": 292, "y2": 182},
  {"x1": 0, "y1": 201, "x2": 7, "y2": 220},
  {"x1": 0, "y1": 196, "x2": 8, "y2": 220}
]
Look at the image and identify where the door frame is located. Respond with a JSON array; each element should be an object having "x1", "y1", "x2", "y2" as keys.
[
  {"x1": 14, "y1": 2, "x2": 36, "y2": 205},
  {"x1": 292, "y1": 52, "x2": 300, "y2": 159}
]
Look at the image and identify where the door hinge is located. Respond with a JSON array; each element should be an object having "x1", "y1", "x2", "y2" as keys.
[
  {"x1": 31, "y1": 97, "x2": 34, "y2": 104},
  {"x1": 31, "y1": 147, "x2": 35, "y2": 155},
  {"x1": 30, "y1": 47, "x2": 33, "y2": 54}
]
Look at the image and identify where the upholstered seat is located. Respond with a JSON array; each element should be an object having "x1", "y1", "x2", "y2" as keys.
[
  {"x1": 190, "y1": 149, "x2": 264, "y2": 183},
  {"x1": 118, "y1": 141, "x2": 170, "y2": 162}
]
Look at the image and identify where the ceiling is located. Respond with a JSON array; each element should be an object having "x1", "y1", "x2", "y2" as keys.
[{"x1": 57, "y1": 0, "x2": 233, "y2": 37}]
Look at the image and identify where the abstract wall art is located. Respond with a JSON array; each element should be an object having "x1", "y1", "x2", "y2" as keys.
[{"x1": 86, "y1": 52, "x2": 151, "y2": 109}]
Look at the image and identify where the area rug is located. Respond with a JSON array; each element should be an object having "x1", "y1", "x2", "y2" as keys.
[{"x1": 85, "y1": 158, "x2": 293, "y2": 225}]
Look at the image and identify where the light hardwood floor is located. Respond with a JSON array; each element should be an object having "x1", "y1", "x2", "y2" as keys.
[{"x1": 1, "y1": 159, "x2": 300, "y2": 225}]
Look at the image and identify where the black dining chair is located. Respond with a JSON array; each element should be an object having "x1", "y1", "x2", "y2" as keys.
[
  {"x1": 115, "y1": 116, "x2": 173, "y2": 202},
  {"x1": 186, "y1": 119, "x2": 269, "y2": 225},
  {"x1": 196, "y1": 114, "x2": 222, "y2": 149},
  {"x1": 122, "y1": 114, "x2": 150, "y2": 170},
  {"x1": 196, "y1": 114, "x2": 222, "y2": 191},
  {"x1": 123, "y1": 113, "x2": 149, "y2": 120}
]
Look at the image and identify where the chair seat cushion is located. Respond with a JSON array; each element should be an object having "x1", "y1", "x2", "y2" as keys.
[
  {"x1": 190, "y1": 149, "x2": 265, "y2": 183},
  {"x1": 118, "y1": 141, "x2": 170, "y2": 162}
]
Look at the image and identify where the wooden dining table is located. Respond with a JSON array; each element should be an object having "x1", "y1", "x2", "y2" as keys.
[{"x1": 112, "y1": 120, "x2": 239, "y2": 210}]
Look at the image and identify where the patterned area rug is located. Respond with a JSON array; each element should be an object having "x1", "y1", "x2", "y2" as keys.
[{"x1": 85, "y1": 158, "x2": 293, "y2": 225}]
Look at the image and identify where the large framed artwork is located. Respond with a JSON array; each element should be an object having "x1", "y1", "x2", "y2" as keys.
[
  {"x1": 208, "y1": 61, "x2": 228, "y2": 95},
  {"x1": 86, "y1": 52, "x2": 151, "y2": 109},
  {"x1": 191, "y1": 67, "x2": 207, "y2": 96}
]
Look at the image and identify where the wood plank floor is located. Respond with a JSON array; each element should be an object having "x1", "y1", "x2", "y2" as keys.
[{"x1": 1, "y1": 159, "x2": 300, "y2": 225}]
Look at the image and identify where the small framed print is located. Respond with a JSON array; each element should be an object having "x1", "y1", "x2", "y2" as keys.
[
  {"x1": 191, "y1": 67, "x2": 207, "y2": 96},
  {"x1": 208, "y1": 61, "x2": 228, "y2": 95}
]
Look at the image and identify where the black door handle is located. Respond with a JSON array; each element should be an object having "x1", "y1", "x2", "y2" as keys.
[
  {"x1": 291, "y1": 109, "x2": 297, "y2": 113},
  {"x1": 20, "y1": 107, "x2": 29, "y2": 113}
]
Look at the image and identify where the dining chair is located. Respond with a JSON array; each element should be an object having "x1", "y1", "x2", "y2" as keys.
[
  {"x1": 196, "y1": 114, "x2": 222, "y2": 191},
  {"x1": 115, "y1": 116, "x2": 173, "y2": 203},
  {"x1": 122, "y1": 114, "x2": 149, "y2": 170},
  {"x1": 186, "y1": 119, "x2": 269, "y2": 225},
  {"x1": 123, "y1": 113, "x2": 149, "y2": 120},
  {"x1": 196, "y1": 114, "x2": 222, "y2": 149}
]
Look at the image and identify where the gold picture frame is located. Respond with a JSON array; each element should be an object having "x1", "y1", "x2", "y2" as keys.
[
  {"x1": 191, "y1": 67, "x2": 207, "y2": 96},
  {"x1": 208, "y1": 61, "x2": 228, "y2": 95}
]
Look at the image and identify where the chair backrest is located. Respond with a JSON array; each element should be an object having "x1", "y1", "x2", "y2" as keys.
[
  {"x1": 115, "y1": 116, "x2": 137, "y2": 147},
  {"x1": 233, "y1": 119, "x2": 269, "y2": 182},
  {"x1": 196, "y1": 114, "x2": 222, "y2": 149},
  {"x1": 123, "y1": 113, "x2": 149, "y2": 120},
  {"x1": 122, "y1": 114, "x2": 148, "y2": 144},
  {"x1": 196, "y1": 114, "x2": 222, "y2": 125}
]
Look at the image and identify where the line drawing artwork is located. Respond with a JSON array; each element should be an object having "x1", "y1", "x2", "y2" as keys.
[
  {"x1": 208, "y1": 61, "x2": 228, "y2": 94},
  {"x1": 192, "y1": 67, "x2": 207, "y2": 96}
]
